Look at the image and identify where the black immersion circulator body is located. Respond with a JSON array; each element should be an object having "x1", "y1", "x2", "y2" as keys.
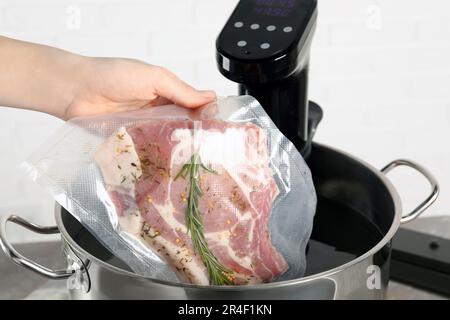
[
  {"x1": 238, "y1": 66, "x2": 310, "y2": 154},
  {"x1": 216, "y1": 0, "x2": 322, "y2": 157}
]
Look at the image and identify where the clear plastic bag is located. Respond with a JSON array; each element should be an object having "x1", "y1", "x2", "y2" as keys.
[{"x1": 24, "y1": 96, "x2": 316, "y2": 285}]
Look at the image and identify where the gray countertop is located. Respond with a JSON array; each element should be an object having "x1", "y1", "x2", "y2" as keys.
[
  {"x1": 0, "y1": 241, "x2": 68, "y2": 300},
  {"x1": 1, "y1": 217, "x2": 449, "y2": 300}
]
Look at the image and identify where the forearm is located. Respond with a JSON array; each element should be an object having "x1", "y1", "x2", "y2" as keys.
[{"x1": 0, "y1": 36, "x2": 87, "y2": 119}]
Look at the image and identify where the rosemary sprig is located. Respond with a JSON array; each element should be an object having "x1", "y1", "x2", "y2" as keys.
[{"x1": 175, "y1": 153, "x2": 235, "y2": 285}]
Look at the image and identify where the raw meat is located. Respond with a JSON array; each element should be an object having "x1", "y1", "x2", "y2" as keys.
[{"x1": 94, "y1": 119, "x2": 288, "y2": 285}]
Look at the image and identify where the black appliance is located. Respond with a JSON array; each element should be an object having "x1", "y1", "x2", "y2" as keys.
[{"x1": 216, "y1": 0, "x2": 322, "y2": 158}]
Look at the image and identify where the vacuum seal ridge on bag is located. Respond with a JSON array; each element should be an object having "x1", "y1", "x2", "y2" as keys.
[{"x1": 23, "y1": 95, "x2": 317, "y2": 286}]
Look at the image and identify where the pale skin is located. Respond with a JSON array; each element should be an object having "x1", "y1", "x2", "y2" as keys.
[{"x1": 0, "y1": 36, "x2": 216, "y2": 120}]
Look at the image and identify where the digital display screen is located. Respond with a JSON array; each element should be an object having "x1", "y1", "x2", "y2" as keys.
[{"x1": 253, "y1": 0, "x2": 296, "y2": 17}]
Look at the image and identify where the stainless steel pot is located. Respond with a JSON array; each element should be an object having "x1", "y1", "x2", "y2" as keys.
[{"x1": 0, "y1": 144, "x2": 439, "y2": 299}]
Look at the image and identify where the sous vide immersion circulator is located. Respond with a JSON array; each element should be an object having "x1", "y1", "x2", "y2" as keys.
[{"x1": 216, "y1": 0, "x2": 322, "y2": 157}]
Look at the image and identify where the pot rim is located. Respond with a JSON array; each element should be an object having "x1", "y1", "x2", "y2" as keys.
[{"x1": 55, "y1": 142, "x2": 402, "y2": 291}]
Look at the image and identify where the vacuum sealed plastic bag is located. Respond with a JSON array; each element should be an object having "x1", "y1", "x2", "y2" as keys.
[{"x1": 24, "y1": 96, "x2": 316, "y2": 285}]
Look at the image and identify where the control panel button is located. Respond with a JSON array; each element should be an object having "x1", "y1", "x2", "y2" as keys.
[
  {"x1": 266, "y1": 25, "x2": 276, "y2": 32},
  {"x1": 260, "y1": 43, "x2": 270, "y2": 50},
  {"x1": 283, "y1": 26, "x2": 293, "y2": 33},
  {"x1": 237, "y1": 40, "x2": 247, "y2": 47},
  {"x1": 250, "y1": 23, "x2": 260, "y2": 30},
  {"x1": 234, "y1": 21, "x2": 244, "y2": 28}
]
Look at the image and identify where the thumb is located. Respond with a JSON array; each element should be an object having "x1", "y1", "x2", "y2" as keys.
[{"x1": 151, "y1": 66, "x2": 216, "y2": 108}]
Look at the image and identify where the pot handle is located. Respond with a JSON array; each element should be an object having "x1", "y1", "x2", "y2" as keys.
[
  {"x1": 381, "y1": 159, "x2": 439, "y2": 224},
  {"x1": 0, "y1": 214, "x2": 73, "y2": 279}
]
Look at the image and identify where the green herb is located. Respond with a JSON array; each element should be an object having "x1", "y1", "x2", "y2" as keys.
[
  {"x1": 131, "y1": 172, "x2": 141, "y2": 183},
  {"x1": 175, "y1": 153, "x2": 235, "y2": 285}
]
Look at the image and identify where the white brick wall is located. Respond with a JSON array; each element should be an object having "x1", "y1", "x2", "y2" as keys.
[{"x1": 0, "y1": 0, "x2": 449, "y2": 243}]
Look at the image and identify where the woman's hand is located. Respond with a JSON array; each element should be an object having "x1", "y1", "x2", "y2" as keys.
[
  {"x1": 64, "y1": 57, "x2": 216, "y2": 120},
  {"x1": 0, "y1": 36, "x2": 216, "y2": 120}
]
